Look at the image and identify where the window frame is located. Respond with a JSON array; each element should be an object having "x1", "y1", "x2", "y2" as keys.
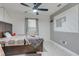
[{"x1": 25, "y1": 18, "x2": 39, "y2": 35}]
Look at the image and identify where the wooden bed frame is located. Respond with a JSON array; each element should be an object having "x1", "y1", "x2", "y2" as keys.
[
  {"x1": 0, "y1": 21, "x2": 12, "y2": 38},
  {"x1": 0, "y1": 21, "x2": 43, "y2": 56},
  {"x1": 2, "y1": 41, "x2": 43, "y2": 56}
]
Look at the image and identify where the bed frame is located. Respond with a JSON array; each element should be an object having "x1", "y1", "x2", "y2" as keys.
[
  {"x1": 0, "y1": 21, "x2": 43, "y2": 56},
  {"x1": 2, "y1": 41, "x2": 43, "y2": 56},
  {"x1": 0, "y1": 21, "x2": 12, "y2": 38}
]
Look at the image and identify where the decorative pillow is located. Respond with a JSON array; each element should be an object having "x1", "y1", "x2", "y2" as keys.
[
  {"x1": 12, "y1": 32, "x2": 16, "y2": 36},
  {"x1": 3, "y1": 32, "x2": 12, "y2": 38}
]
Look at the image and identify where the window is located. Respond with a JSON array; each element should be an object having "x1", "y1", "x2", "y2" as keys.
[
  {"x1": 56, "y1": 16, "x2": 66, "y2": 27},
  {"x1": 25, "y1": 18, "x2": 38, "y2": 35}
]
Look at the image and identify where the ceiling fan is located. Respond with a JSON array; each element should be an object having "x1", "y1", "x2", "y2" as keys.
[{"x1": 20, "y1": 3, "x2": 48, "y2": 15}]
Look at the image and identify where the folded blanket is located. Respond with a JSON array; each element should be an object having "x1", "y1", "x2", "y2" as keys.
[{"x1": 26, "y1": 37, "x2": 43, "y2": 48}]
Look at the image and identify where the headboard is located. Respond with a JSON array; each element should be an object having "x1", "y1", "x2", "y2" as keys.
[{"x1": 0, "y1": 21, "x2": 12, "y2": 38}]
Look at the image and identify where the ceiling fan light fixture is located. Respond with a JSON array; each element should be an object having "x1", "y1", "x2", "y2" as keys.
[{"x1": 33, "y1": 9, "x2": 38, "y2": 13}]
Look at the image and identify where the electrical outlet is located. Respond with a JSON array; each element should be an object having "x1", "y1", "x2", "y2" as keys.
[{"x1": 62, "y1": 41, "x2": 67, "y2": 45}]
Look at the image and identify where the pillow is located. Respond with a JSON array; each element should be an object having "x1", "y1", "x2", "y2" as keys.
[
  {"x1": 12, "y1": 32, "x2": 16, "y2": 36},
  {"x1": 3, "y1": 32, "x2": 12, "y2": 38}
]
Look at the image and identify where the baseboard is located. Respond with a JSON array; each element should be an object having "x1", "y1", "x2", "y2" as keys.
[{"x1": 50, "y1": 40, "x2": 78, "y2": 56}]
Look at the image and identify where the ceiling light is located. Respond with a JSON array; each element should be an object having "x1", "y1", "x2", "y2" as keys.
[{"x1": 33, "y1": 9, "x2": 37, "y2": 13}]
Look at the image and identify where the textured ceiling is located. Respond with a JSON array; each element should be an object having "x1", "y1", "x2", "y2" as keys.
[{"x1": 2, "y1": 3, "x2": 68, "y2": 16}]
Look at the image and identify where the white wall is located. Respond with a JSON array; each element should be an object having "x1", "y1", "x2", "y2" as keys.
[
  {"x1": 25, "y1": 14, "x2": 50, "y2": 41},
  {"x1": 38, "y1": 15, "x2": 50, "y2": 41},
  {"x1": 54, "y1": 5, "x2": 79, "y2": 33},
  {"x1": 0, "y1": 4, "x2": 13, "y2": 23},
  {"x1": 8, "y1": 12, "x2": 50, "y2": 41},
  {"x1": 0, "y1": 4, "x2": 50, "y2": 41},
  {"x1": 6, "y1": 11, "x2": 25, "y2": 34},
  {"x1": 0, "y1": 5, "x2": 25, "y2": 35},
  {"x1": 52, "y1": 4, "x2": 79, "y2": 55}
]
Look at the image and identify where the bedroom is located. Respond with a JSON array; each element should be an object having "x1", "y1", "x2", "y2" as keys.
[
  {"x1": 0, "y1": 3, "x2": 51, "y2": 56},
  {"x1": 0, "y1": 3, "x2": 79, "y2": 56}
]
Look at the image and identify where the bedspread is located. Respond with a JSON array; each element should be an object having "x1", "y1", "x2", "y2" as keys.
[
  {"x1": 0, "y1": 35, "x2": 43, "y2": 47},
  {"x1": 26, "y1": 36, "x2": 43, "y2": 48},
  {"x1": 0, "y1": 36, "x2": 28, "y2": 46}
]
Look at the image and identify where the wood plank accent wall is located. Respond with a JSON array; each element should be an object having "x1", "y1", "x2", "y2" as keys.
[{"x1": 0, "y1": 21, "x2": 12, "y2": 37}]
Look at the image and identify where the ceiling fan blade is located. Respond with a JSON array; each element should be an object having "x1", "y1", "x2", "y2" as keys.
[
  {"x1": 38, "y1": 8, "x2": 48, "y2": 11},
  {"x1": 20, "y1": 3, "x2": 30, "y2": 7},
  {"x1": 33, "y1": 3, "x2": 37, "y2": 5},
  {"x1": 33, "y1": 3, "x2": 42, "y2": 9}
]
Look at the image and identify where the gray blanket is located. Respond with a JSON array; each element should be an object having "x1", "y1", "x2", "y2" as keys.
[{"x1": 27, "y1": 37, "x2": 43, "y2": 48}]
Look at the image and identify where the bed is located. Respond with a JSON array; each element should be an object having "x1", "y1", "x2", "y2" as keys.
[
  {"x1": 1, "y1": 35, "x2": 43, "y2": 56},
  {"x1": 0, "y1": 21, "x2": 43, "y2": 56}
]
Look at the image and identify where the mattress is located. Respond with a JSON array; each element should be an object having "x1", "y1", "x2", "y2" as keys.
[
  {"x1": 1, "y1": 36, "x2": 29, "y2": 46},
  {"x1": 0, "y1": 35, "x2": 43, "y2": 47}
]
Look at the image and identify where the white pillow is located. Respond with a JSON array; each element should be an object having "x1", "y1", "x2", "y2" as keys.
[{"x1": 4, "y1": 32, "x2": 12, "y2": 38}]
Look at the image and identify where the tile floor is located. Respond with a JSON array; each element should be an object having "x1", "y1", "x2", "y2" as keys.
[
  {"x1": 42, "y1": 40, "x2": 76, "y2": 56},
  {"x1": 12, "y1": 40, "x2": 78, "y2": 56}
]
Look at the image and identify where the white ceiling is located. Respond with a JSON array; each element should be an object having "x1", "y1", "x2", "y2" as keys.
[{"x1": 2, "y1": 3, "x2": 68, "y2": 16}]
